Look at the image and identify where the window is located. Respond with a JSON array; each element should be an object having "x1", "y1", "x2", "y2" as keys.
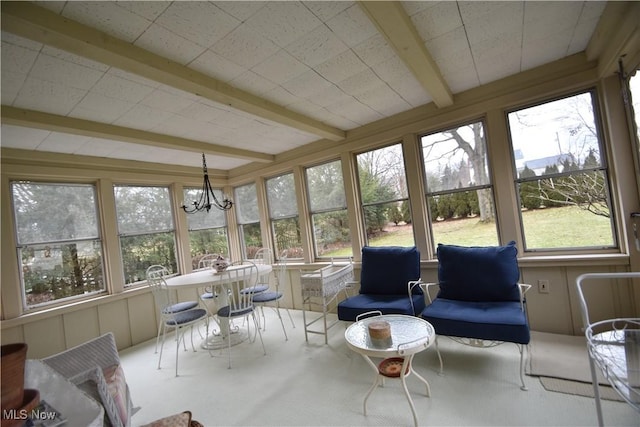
[
  {"x1": 305, "y1": 160, "x2": 352, "y2": 258},
  {"x1": 114, "y1": 185, "x2": 177, "y2": 284},
  {"x1": 507, "y1": 91, "x2": 616, "y2": 250},
  {"x1": 266, "y1": 173, "x2": 302, "y2": 259},
  {"x1": 421, "y1": 121, "x2": 499, "y2": 249},
  {"x1": 183, "y1": 187, "x2": 229, "y2": 269},
  {"x1": 234, "y1": 183, "x2": 262, "y2": 259},
  {"x1": 11, "y1": 182, "x2": 104, "y2": 308},
  {"x1": 628, "y1": 70, "x2": 640, "y2": 197},
  {"x1": 356, "y1": 143, "x2": 414, "y2": 247}
]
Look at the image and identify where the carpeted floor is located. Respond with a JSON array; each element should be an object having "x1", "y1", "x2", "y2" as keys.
[
  {"x1": 119, "y1": 310, "x2": 638, "y2": 426},
  {"x1": 526, "y1": 331, "x2": 624, "y2": 402}
]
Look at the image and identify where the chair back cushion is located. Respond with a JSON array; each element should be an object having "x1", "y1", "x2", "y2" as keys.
[
  {"x1": 437, "y1": 241, "x2": 520, "y2": 302},
  {"x1": 359, "y1": 246, "x2": 421, "y2": 295}
]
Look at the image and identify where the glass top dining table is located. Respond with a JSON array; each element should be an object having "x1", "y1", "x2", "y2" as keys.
[{"x1": 164, "y1": 263, "x2": 272, "y2": 349}]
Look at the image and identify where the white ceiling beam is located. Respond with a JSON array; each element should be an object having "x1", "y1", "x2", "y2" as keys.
[
  {"x1": 358, "y1": 1, "x2": 453, "y2": 108},
  {"x1": 1, "y1": 106, "x2": 275, "y2": 163},
  {"x1": 0, "y1": 2, "x2": 346, "y2": 142}
]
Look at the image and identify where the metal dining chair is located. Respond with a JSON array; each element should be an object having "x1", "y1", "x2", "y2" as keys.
[
  {"x1": 146, "y1": 265, "x2": 200, "y2": 353},
  {"x1": 147, "y1": 274, "x2": 208, "y2": 376},
  {"x1": 252, "y1": 252, "x2": 296, "y2": 340},
  {"x1": 213, "y1": 261, "x2": 266, "y2": 368}
]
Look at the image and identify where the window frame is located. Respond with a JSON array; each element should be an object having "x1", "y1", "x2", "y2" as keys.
[
  {"x1": 113, "y1": 184, "x2": 179, "y2": 286},
  {"x1": 418, "y1": 118, "x2": 501, "y2": 251},
  {"x1": 10, "y1": 180, "x2": 106, "y2": 309},
  {"x1": 354, "y1": 142, "x2": 415, "y2": 248},
  {"x1": 304, "y1": 159, "x2": 352, "y2": 259},
  {"x1": 182, "y1": 186, "x2": 230, "y2": 269},
  {"x1": 234, "y1": 182, "x2": 263, "y2": 260},
  {"x1": 505, "y1": 88, "x2": 619, "y2": 252},
  {"x1": 265, "y1": 172, "x2": 302, "y2": 260}
]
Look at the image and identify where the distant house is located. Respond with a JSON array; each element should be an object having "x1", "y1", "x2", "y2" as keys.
[{"x1": 518, "y1": 153, "x2": 573, "y2": 176}]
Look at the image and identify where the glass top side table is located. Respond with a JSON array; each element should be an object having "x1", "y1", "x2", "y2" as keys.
[
  {"x1": 576, "y1": 272, "x2": 640, "y2": 427},
  {"x1": 344, "y1": 314, "x2": 435, "y2": 427}
]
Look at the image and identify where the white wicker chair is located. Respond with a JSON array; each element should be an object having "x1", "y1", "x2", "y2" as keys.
[{"x1": 41, "y1": 332, "x2": 134, "y2": 427}]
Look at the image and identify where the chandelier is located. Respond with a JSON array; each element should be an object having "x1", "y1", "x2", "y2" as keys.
[{"x1": 181, "y1": 153, "x2": 233, "y2": 213}]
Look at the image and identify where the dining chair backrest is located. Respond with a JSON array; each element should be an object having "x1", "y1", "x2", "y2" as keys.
[
  {"x1": 197, "y1": 253, "x2": 219, "y2": 270},
  {"x1": 274, "y1": 254, "x2": 288, "y2": 291},
  {"x1": 253, "y1": 247, "x2": 273, "y2": 265},
  {"x1": 147, "y1": 274, "x2": 174, "y2": 315},
  {"x1": 146, "y1": 264, "x2": 170, "y2": 280},
  {"x1": 221, "y1": 262, "x2": 259, "y2": 316}
]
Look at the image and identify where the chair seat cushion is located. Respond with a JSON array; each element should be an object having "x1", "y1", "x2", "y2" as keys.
[
  {"x1": 240, "y1": 284, "x2": 269, "y2": 294},
  {"x1": 200, "y1": 292, "x2": 216, "y2": 299},
  {"x1": 163, "y1": 300, "x2": 199, "y2": 314},
  {"x1": 217, "y1": 305, "x2": 254, "y2": 318},
  {"x1": 166, "y1": 309, "x2": 207, "y2": 326},
  {"x1": 337, "y1": 294, "x2": 425, "y2": 322},
  {"x1": 421, "y1": 298, "x2": 530, "y2": 344},
  {"x1": 252, "y1": 291, "x2": 283, "y2": 303}
]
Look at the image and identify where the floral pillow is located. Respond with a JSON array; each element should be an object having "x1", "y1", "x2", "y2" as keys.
[{"x1": 103, "y1": 364, "x2": 128, "y2": 426}]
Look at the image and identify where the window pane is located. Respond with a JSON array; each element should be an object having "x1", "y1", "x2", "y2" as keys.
[
  {"x1": 11, "y1": 182, "x2": 104, "y2": 308},
  {"x1": 115, "y1": 186, "x2": 173, "y2": 235},
  {"x1": 183, "y1": 187, "x2": 227, "y2": 230},
  {"x1": 422, "y1": 122, "x2": 491, "y2": 192},
  {"x1": 189, "y1": 228, "x2": 229, "y2": 269},
  {"x1": 120, "y1": 232, "x2": 177, "y2": 284},
  {"x1": 183, "y1": 187, "x2": 229, "y2": 268},
  {"x1": 428, "y1": 189, "x2": 499, "y2": 246},
  {"x1": 235, "y1": 183, "x2": 260, "y2": 223},
  {"x1": 363, "y1": 202, "x2": 415, "y2": 247},
  {"x1": 115, "y1": 185, "x2": 177, "y2": 284},
  {"x1": 509, "y1": 92, "x2": 602, "y2": 176},
  {"x1": 306, "y1": 160, "x2": 351, "y2": 258},
  {"x1": 421, "y1": 121, "x2": 498, "y2": 250},
  {"x1": 507, "y1": 91, "x2": 616, "y2": 250},
  {"x1": 20, "y1": 241, "x2": 104, "y2": 308},
  {"x1": 12, "y1": 182, "x2": 99, "y2": 244},
  {"x1": 312, "y1": 210, "x2": 351, "y2": 258},
  {"x1": 306, "y1": 160, "x2": 346, "y2": 212},
  {"x1": 357, "y1": 144, "x2": 413, "y2": 247},
  {"x1": 630, "y1": 72, "x2": 640, "y2": 189},
  {"x1": 241, "y1": 223, "x2": 262, "y2": 259},
  {"x1": 267, "y1": 173, "x2": 298, "y2": 218},
  {"x1": 272, "y1": 217, "x2": 303, "y2": 258}
]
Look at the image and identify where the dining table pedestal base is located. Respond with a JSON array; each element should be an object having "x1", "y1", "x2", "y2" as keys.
[{"x1": 202, "y1": 328, "x2": 249, "y2": 350}]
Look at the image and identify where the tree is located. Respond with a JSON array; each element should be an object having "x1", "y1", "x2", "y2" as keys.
[
  {"x1": 518, "y1": 165, "x2": 541, "y2": 210},
  {"x1": 422, "y1": 122, "x2": 495, "y2": 223}
]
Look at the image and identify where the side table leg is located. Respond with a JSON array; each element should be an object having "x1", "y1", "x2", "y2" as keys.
[
  {"x1": 400, "y1": 356, "x2": 419, "y2": 427},
  {"x1": 361, "y1": 354, "x2": 380, "y2": 416},
  {"x1": 409, "y1": 366, "x2": 431, "y2": 397}
]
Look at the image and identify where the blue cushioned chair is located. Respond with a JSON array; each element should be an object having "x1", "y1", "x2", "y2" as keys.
[
  {"x1": 337, "y1": 246, "x2": 424, "y2": 322},
  {"x1": 420, "y1": 241, "x2": 531, "y2": 390}
]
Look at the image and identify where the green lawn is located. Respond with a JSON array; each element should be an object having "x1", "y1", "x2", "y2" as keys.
[{"x1": 322, "y1": 205, "x2": 614, "y2": 257}]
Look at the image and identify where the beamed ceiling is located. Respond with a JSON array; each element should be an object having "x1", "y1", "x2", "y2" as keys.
[{"x1": 1, "y1": 1, "x2": 639, "y2": 175}]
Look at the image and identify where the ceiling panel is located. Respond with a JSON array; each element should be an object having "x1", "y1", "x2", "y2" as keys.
[{"x1": 0, "y1": 1, "x2": 616, "y2": 172}]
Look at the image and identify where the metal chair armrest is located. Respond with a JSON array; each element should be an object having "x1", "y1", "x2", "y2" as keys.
[{"x1": 419, "y1": 282, "x2": 439, "y2": 304}]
